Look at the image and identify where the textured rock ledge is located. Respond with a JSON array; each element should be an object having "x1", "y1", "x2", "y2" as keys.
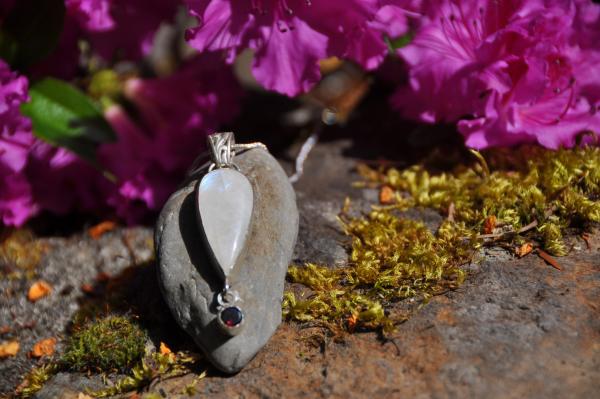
[{"x1": 2, "y1": 140, "x2": 599, "y2": 398}]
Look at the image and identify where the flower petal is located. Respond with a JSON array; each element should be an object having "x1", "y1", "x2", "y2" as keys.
[
  {"x1": 251, "y1": 17, "x2": 327, "y2": 97},
  {"x1": 185, "y1": 0, "x2": 254, "y2": 54}
]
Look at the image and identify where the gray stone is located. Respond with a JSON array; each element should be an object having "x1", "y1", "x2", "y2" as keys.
[
  {"x1": 155, "y1": 148, "x2": 298, "y2": 373},
  {"x1": 35, "y1": 373, "x2": 105, "y2": 399},
  {"x1": 0, "y1": 227, "x2": 156, "y2": 395}
]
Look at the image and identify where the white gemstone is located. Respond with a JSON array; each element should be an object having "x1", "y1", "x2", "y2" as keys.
[{"x1": 197, "y1": 168, "x2": 253, "y2": 277}]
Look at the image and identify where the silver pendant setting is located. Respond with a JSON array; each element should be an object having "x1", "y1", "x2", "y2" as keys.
[
  {"x1": 216, "y1": 288, "x2": 244, "y2": 335},
  {"x1": 196, "y1": 132, "x2": 259, "y2": 336}
]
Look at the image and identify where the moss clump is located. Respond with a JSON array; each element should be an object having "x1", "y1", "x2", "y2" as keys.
[
  {"x1": 15, "y1": 364, "x2": 59, "y2": 399},
  {"x1": 372, "y1": 146, "x2": 600, "y2": 255},
  {"x1": 284, "y1": 215, "x2": 473, "y2": 332},
  {"x1": 90, "y1": 351, "x2": 202, "y2": 398},
  {"x1": 283, "y1": 146, "x2": 600, "y2": 333},
  {"x1": 0, "y1": 229, "x2": 47, "y2": 279},
  {"x1": 16, "y1": 340, "x2": 202, "y2": 399},
  {"x1": 61, "y1": 315, "x2": 146, "y2": 372}
]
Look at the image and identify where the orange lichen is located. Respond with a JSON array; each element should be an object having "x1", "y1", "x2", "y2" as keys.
[
  {"x1": 88, "y1": 221, "x2": 117, "y2": 239},
  {"x1": 483, "y1": 215, "x2": 497, "y2": 234},
  {"x1": 0, "y1": 340, "x2": 20, "y2": 358},
  {"x1": 515, "y1": 243, "x2": 534, "y2": 258},
  {"x1": 159, "y1": 342, "x2": 173, "y2": 356},
  {"x1": 379, "y1": 185, "x2": 395, "y2": 204},
  {"x1": 28, "y1": 281, "x2": 52, "y2": 302},
  {"x1": 30, "y1": 338, "x2": 57, "y2": 358}
]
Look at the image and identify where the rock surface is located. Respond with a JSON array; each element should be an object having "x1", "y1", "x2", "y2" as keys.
[
  {"x1": 0, "y1": 140, "x2": 599, "y2": 398},
  {"x1": 0, "y1": 227, "x2": 156, "y2": 395},
  {"x1": 35, "y1": 373, "x2": 105, "y2": 398},
  {"x1": 156, "y1": 141, "x2": 600, "y2": 398},
  {"x1": 155, "y1": 148, "x2": 298, "y2": 373}
]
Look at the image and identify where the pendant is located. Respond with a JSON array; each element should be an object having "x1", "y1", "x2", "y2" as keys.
[
  {"x1": 196, "y1": 133, "x2": 252, "y2": 336},
  {"x1": 156, "y1": 131, "x2": 298, "y2": 373}
]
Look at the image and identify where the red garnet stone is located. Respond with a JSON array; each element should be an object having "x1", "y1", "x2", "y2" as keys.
[{"x1": 221, "y1": 307, "x2": 243, "y2": 327}]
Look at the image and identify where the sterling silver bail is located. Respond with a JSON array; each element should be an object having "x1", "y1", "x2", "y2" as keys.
[{"x1": 208, "y1": 132, "x2": 237, "y2": 171}]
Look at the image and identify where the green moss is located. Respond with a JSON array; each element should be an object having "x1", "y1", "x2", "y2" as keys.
[
  {"x1": 15, "y1": 316, "x2": 146, "y2": 397},
  {"x1": 283, "y1": 146, "x2": 600, "y2": 333},
  {"x1": 90, "y1": 352, "x2": 202, "y2": 398},
  {"x1": 284, "y1": 215, "x2": 472, "y2": 332},
  {"x1": 376, "y1": 146, "x2": 600, "y2": 254},
  {"x1": 61, "y1": 315, "x2": 146, "y2": 373},
  {"x1": 0, "y1": 229, "x2": 46, "y2": 279},
  {"x1": 181, "y1": 372, "x2": 207, "y2": 396},
  {"x1": 16, "y1": 340, "x2": 202, "y2": 399},
  {"x1": 15, "y1": 364, "x2": 59, "y2": 399}
]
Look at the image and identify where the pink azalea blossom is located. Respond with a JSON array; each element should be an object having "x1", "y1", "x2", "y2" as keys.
[
  {"x1": 65, "y1": 0, "x2": 115, "y2": 31},
  {"x1": 79, "y1": 0, "x2": 179, "y2": 61},
  {"x1": 38, "y1": 0, "x2": 178, "y2": 78},
  {"x1": 31, "y1": 18, "x2": 82, "y2": 79},
  {"x1": 98, "y1": 54, "x2": 242, "y2": 223},
  {"x1": 26, "y1": 145, "x2": 103, "y2": 216},
  {"x1": 185, "y1": 0, "x2": 414, "y2": 96},
  {"x1": 5, "y1": 0, "x2": 176, "y2": 65},
  {"x1": 98, "y1": 105, "x2": 171, "y2": 223},
  {"x1": 0, "y1": 60, "x2": 37, "y2": 226},
  {"x1": 0, "y1": 60, "x2": 104, "y2": 226},
  {"x1": 393, "y1": 0, "x2": 600, "y2": 149},
  {"x1": 2, "y1": 51, "x2": 241, "y2": 226}
]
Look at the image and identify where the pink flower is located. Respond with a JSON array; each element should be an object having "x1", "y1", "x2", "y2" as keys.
[
  {"x1": 31, "y1": 18, "x2": 82, "y2": 79},
  {"x1": 0, "y1": 136, "x2": 38, "y2": 227},
  {"x1": 0, "y1": 60, "x2": 101, "y2": 226},
  {"x1": 98, "y1": 106, "x2": 171, "y2": 223},
  {"x1": 79, "y1": 0, "x2": 179, "y2": 61},
  {"x1": 2, "y1": 51, "x2": 242, "y2": 226},
  {"x1": 459, "y1": 40, "x2": 600, "y2": 149},
  {"x1": 26, "y1": 145, "x2": 103, "y2": 216},
  {"x1": 393, "y1": 0, "x2": 600, "y2": 149},
  {"x1": 66, "y1": 0, "x2": 115, "y2": 31},
  {"x1": 98, "y1": 54, "x2": 242, "y2": 223},
  {"x1": 38, "y1": 0, "x2": 179, "y2": 78},
  {"x1": 0, "y1": 60, "x2": 38, "y2": 226},
  {"x1": 28, "y1": 0, "x2": 179, "y2": 79},
  {"x1": 185, "y1": 0, "x2": 413, "y2": 96}
]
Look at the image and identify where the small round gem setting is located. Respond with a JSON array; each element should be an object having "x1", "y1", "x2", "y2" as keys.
[
  {"x1": 217, "y1": 305, "x2": 245, "y2": 336},
  {"x1": 221, "y1": 306, "x2": 243, "y2": 327}
]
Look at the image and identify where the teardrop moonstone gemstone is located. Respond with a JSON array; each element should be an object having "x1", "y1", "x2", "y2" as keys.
[{"x1": 197, "y1": 168, "x2": 253, "y2": 278}]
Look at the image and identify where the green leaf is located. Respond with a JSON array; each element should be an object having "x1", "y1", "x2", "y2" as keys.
[
  {"x1": 20, "y1": 78, "x2": 116, "y2": 163},
  {"x1": 0, "y1": 0, "x2": 65, "y2": 70},
  {"x1": 385, "y1": 32, "x2": 414, "y2": 53}
]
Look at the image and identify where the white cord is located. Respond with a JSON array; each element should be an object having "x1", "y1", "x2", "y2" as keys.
[{"x1": 289, "y1": 129, "x2": 320, "y2": 183}]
